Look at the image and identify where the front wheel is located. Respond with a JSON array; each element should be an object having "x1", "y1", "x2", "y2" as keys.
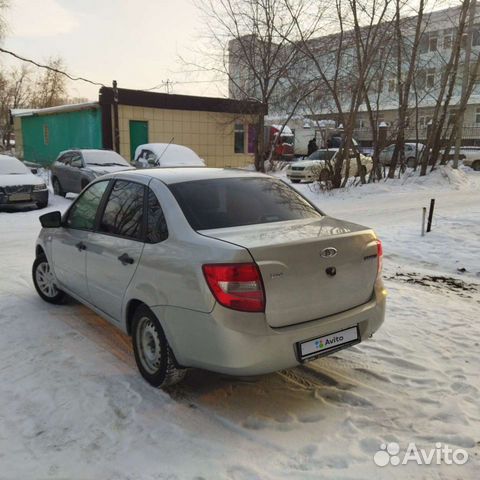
[
  {"x1": 132, "y1": 305, "x2": 186, "y2": 388},
  {"x1": 52, "y1": 177, "x2": 65, "y2": 197},
  {"x1": 472, "y1": 160, "x2": 480, "y2": 171},
  {"x1": 32, "y1": 255, "x2": 65, "y2": 304}
]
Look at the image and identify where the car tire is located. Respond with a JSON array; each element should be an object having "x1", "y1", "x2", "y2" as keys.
[
  {"x1": 472, "y1": 160, "x2": 480, "y2": 171},
  {"x1": 319, "y1": 168, "x2": 331, "y2": 182},
  {"x1": 406, "y1": 157, "x2": 416, "y2": 168},
  {"x1": 132, "y1": 305, "x2": 186, "y2": 388},
  {"x1": 52, "y1": 177, "x2": 65, "y2": 197},
  {"x1": 291, "y1": 179, "x2": 301, "y2": 183},
  {"x1": 32, "y1": 254, "x2": 65, "y2": 304},
  {"x1": 37, "y1": 201, "x2": 48, "y2": 209}
]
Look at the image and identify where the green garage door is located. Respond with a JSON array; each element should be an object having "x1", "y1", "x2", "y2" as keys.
[{"x1": 129, "y1": 120, "x2": 149, "y2": 161}]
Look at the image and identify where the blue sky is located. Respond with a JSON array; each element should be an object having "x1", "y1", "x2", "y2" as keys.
[{"x1": 2, "y1": 0, "x2": 224, "y2": 100}]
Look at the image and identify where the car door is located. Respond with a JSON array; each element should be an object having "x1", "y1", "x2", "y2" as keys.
[
  {"x1": 69, "y1": 151, "x2": 85, "y2": 193},
  {"x1": 51, "y1": 180, "x2": 110, "y2": 300},
  {"x1": 53, "y1": 153, "x2": 71, "y2": 189},
  {"x1": 85, "y1": 179, "x2": 146, "y2": 320}
]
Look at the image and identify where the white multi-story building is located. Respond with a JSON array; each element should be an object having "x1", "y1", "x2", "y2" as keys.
[{"x1": 229, "y1": 5, "x2": 480, "y2": 146}]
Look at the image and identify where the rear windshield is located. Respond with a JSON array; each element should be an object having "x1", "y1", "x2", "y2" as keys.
[
  {"x1": 83, "y1": 151, "x2": 130, "y2": 167},
  {"x1": 169, "y1": 177, "x2": 321, "y2": 230}
]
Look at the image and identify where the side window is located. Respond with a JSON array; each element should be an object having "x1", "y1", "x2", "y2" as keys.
[
  {"x1": 70, "y1": 153, "x2": 83, "y2": 168},
  {"x1": 146, "y1": 189, "x2": 168, "y2": 243},
  {"x1": 99, "y1": 180, "x2": 144, "y2": 240},
  {"x1": 57, "y1": 153, "x2": 70, "y2": 164},
  {"x1": 65, "y1": 180, "x2": 109, "y2": 230}
]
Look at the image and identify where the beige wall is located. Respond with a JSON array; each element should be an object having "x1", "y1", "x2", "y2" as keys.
[
  {"x1": 13, "y1": 117, "x2": 23, "y2": 158},
  {"x1": 117, "y1": 105, "x2": 257, "y2": 167}
]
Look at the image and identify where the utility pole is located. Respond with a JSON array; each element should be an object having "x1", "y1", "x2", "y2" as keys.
[
  {"x1": 112, "y1": 80, "x2": 120, "y2": 153},
  {"x1": 454, "y1": 0, "x2": 477, "y2": 169}
]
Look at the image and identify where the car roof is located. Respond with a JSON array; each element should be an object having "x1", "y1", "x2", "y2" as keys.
[
  {"x1": 58, "y1": 149, "x2": 119, "y2": 155},
  {"x1": 103, "y1": 167, "x2": 270, "y2": 185}
]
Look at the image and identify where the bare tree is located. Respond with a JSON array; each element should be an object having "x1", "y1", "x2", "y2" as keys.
[
  {"x1": 418, "y1": 0, "x2": 471, "y2": 175},
  {"x1": 190, "y1": 0, "x2": 316, "y2": 171},
  {"x1": 30, "y1": 57, "x2": 68, "y2": 108},
  {"x1": 285, "y1": 0, "x2": 394, "y2": 187}
]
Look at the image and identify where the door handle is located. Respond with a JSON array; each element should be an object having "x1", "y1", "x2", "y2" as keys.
[
  {"x1": 118, "y1": 253, "x2": 134, "y2": 265},
  {"x1": 76, "y1": 241, "x2": 87, "y2": 251}
]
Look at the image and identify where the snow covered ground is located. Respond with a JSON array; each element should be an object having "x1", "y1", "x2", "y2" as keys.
[{"x1": 0, "y1": 166, "x2": 479, "y2": 479}]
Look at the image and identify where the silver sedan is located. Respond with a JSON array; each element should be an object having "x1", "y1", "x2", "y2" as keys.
[{"x1": 33, "y1": 168, "x2": 386, "y2": 388}]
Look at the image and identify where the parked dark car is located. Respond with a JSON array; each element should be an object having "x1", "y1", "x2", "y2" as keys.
[
  {"x1": 51, "y1": 149, "x2": 135, "y2": 196},
  {"x1": 0, "y1": 154, "x2": 48, "y2": 208}
]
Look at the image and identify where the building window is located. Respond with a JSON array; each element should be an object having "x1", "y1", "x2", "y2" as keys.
[
  {"x1": 475, "y1": 107, "x2": 480, "y2": 124},
  {"x1": 473, "y1": 26, "x2": 480, "y2": 46},
  {"x1": 43, "y1": 125, "x2": 49, "y2": 145},
  {"x1": 426, "y1": 68, "x2": 435, "y2": 89},
  {"x1": 388, "y1": 78, "x2": 396, "y2": 93},
  {"x1": 429, "y1": 36, "x2": 438, "y2": 52},
  {"x1": 234, "y1": 123, "x2": 245, "y2": 153},
  {"x1": 444, "y1": 33, "x2": 452, "y2": 49}
]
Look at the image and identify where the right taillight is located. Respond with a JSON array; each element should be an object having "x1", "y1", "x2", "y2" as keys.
[
  {"x1": 202, "y1": 263, "x2": 265, "y2": 312},
  {"x1": 376, "y1": 239, "x2": 383, "y2": 277}
]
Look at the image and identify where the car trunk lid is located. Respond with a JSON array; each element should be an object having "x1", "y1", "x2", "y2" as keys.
[{"x1": 200, "y1": 217, "x2": 379, "y2": 328}]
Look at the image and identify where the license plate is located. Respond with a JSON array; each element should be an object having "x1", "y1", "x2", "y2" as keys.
[
  {"x1": 297, "y1": 326, "x2": 360, "y2": 361},
  {"x1": 9, "y1": 193, "x2": 31, "y2": 201}
]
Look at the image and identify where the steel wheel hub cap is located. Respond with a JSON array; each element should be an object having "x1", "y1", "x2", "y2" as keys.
[
  {"x1": 138, "y1": 317, "x2": 162, "y2": 374},
  {"x1": 36, "y1": 261, "x2": 58, "y2": 298}
]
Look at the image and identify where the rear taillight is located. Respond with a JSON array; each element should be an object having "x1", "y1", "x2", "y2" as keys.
[
  {"x1": 202, "y1": 263, "x2": 265, "y2": 312},
  {"x1": 377, "y1": 239, "x2": 383, "y2": 277}
]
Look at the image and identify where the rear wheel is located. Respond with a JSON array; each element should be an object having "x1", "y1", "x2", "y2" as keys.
[
  {"x1": 52, "y1": 177, "x2": 65, "y2": 197},
  {"x1": 406, "y1": 157, "x2": 417, "y2": 168},
  {"x1": 32, "y1": 255, "x2": 65, "y2": 304},
  {"x1": 472, "y1": 160, "x2": 480, "y2": 171},
  {"x1": 131, "y1": 305, "x2": 186, "y2": 388}
]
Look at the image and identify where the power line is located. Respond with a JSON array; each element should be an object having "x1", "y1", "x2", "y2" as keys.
[{"x1": 0, "y1": 47, "x2": 105, "y2": 87}]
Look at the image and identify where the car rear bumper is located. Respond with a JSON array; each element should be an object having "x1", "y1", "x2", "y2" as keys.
[{"x1": 156, "y1": 279, "x2": 387, "y2": 376}]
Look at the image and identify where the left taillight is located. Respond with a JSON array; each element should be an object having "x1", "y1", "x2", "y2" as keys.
[
  {"x1": 202, "y1": 263, "x2": 265, "y2": 312},
  {"x1": 376, "y1": 239, "x2": 383, "y2": 277}
]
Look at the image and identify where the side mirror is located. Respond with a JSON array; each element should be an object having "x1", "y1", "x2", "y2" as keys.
[{"x1": 40, "y1": 211, "x2": 62, "y2": 228}]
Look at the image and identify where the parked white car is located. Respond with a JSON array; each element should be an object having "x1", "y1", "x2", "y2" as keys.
[
  {"x1": 32, "y1": 168, "x2": 386, "y2": 388},
  {"x1": 379, "y1": 143, "x2": 426, "y2": 167},
  {"x1": 457, "y1": 148, "x2": 480, "y2": 171},
  {"x1": 286, "y1": 149, "x2": 371, "y2": 183},
  {"x1": 0, "y1": 154, "x2": 48, "y2": 208},
  {"x1": 133, "y1": 143, "x2": 205, "y2": 168}
]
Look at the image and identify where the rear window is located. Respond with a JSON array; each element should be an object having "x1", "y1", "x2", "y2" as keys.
[{"x1": 169, "y1": 177, "x2": 321, "y2": 230}]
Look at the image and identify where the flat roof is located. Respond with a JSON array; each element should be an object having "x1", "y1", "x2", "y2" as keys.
[
  {"x1": 10, "y1": 102, "x2": 99, "y2": 117},
  {"x1": 99, "y1": 87, "x2": 266, "y2": 115}
]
